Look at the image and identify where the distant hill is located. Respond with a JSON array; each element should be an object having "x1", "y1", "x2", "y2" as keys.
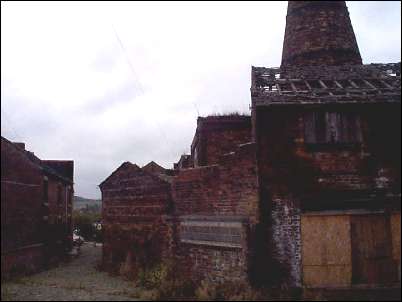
[{"x1": 73, "y1": 195, "x2": 102, "y2": 210}]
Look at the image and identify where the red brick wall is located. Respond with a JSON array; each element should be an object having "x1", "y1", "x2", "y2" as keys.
[
  {"x1": 1, "y1": 138, "x2": 44, "y2": 253},
  {"x1": 254, "y1": 104, "x2": 401, "y2": 287},
  {"x1": 176, "y1": 243, "x2": 248, "y2": 283},
  {"x1": 174, "y1": 143, "x2": 258, "y2": 220},
  {"x1": 172, "y1": 143, "x2": 259, "y2": 283},
  {"x1": 203, "y1": 129, "x2": 252, "y2": 166},
  {"x1": 1, "y1": 137, "x2": 74, "y2": 278},
  {"x1": 191, "y1": 116, "x2": 251, "y2": 167},
  {"x1": 1, "y1": 244, "x2": 44, "y2": 279},
  {"x1": 100, "y1": 163, "x2": 172, "y2": 272}
]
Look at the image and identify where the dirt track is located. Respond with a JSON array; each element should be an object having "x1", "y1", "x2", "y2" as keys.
[{"x1": 1, "y1": 243, "x2": 139, "y2": 301}]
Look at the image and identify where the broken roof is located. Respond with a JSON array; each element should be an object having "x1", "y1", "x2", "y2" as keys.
[{"x1": 251, "y1": 63, "x2": 401, "y2": 106}]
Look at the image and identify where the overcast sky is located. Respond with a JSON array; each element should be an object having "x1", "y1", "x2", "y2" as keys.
[{"x1": 1, "y1": 1, "x2": 401, "y2": 199}]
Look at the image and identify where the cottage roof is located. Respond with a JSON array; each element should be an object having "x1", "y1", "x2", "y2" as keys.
[
  {"x1": 99, "y1": 161, "x2": 171, "y2": 189},
  {"x1": 98, "y1": 161, "x2": 140, "y2": 188},
  {"x1": 142, "y1": 161, "x2": 166, "y2": 174},
  {"x1": 1, "y1": 136, "x2": 74, "y2": 184}
]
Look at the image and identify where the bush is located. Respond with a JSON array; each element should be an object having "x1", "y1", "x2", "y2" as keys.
[
  {"x1": 136, "y1": 263, "x2": 169, "y2": 289},
  {"x1": 72, "y1": 210, "x2": 100, "y2": 241},
  {"x1": 133, "y1": 260, "x2": 196, "y2": 300}
]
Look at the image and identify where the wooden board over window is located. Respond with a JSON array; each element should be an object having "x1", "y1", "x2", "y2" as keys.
[
  {"x1": 301, "y1": 212, "x2": 399, "y2": 288},
  {"x1": 351, "y1": 214, "x2": 398, "y2": 284},
  {"x1": 301, "y1": 215, "x2": 352, "y2": 287}
]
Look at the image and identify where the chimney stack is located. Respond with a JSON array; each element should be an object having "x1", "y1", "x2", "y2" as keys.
[{"x1": 281, "y1": 1, "x2": 362, "y2": 67}]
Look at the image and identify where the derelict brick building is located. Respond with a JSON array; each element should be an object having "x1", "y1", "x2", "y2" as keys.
[
  {"x1": 100, "y1": 1, "x2": 401, "y2": 292},
  {"x1": 1, "y1": 136, "x2": 74, "y2": 279}
]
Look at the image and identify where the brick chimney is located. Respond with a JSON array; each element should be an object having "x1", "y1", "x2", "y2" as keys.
[{"x1": 281, "y1": 1, "x2": 362, "y2": 67}]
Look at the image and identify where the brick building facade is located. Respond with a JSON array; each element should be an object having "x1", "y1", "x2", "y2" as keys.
[
  {"x1": 99, "y1": 162, "x2": 172, "y2": 275},
  {"x1": 1, "y1": 136, "x2": 74, "y2": 279},
  {"x1": 100, "y1": 0, "x2": 400, "y2": 293}
]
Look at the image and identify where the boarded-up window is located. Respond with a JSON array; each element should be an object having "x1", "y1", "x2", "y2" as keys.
[
  {"x1": 301, "y1": 215, "x2": 352, "y2": 287},
  {"x1": 351, "y1": 215, "x2": 397, "y2": 284},
  {"x1": 304, "y1": 111, "x2": 362, "y2": 144}
]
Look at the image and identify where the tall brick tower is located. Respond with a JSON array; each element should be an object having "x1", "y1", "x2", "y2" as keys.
[{"x1": 281, "y1": 1, "x2": 362, "y2": 67}]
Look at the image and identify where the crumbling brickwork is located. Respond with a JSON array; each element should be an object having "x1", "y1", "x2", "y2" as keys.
[
  {"x1": 174, "y1": 143, "x2": 258, "y2": 219},
  {"x1": 281, "y1": 1, "x2": 362, "y2": 67},
  {"x1": 249, "y1": 1, "x2": 400, "y2": 290},
  {"x1": 174, "y1": 154, "x2": 193, "y2": 170},
  {"x1": 191, "y1": 115, "x2": 251, "y2": 167},
  {"x1": 253, "y1": 100, "x2": 400, "y2": 287},
  {"x1": 172, "y1": 143, "x2": 258, "y2": 283},
  {"x1": 100, "y1": 0, "x2": 400, "y2": 293}
]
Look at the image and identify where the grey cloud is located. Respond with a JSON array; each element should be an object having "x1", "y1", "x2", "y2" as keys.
[{"x1": 1, "y1": 1, "x2": 400, "y2": 199}]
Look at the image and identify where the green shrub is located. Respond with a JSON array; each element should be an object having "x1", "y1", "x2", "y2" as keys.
[
  {"x1": 134, "y1": 260, "x2": 196, "y2": 300},
  {"x1": 136, "y1": 263, "x2": 169, "y2": 289}
]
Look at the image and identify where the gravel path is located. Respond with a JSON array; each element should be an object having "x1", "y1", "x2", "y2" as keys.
[{"x1": 1, "y1": 243, "x2": 140, "y2": 301}]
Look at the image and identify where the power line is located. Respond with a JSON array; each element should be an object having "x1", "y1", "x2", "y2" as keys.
[
  {"x1": 111, "y1": 24, "x2": 145, "y2": 96},
  {"x1": 109, "y1": 21, "x2": 178, "y2": 166}
]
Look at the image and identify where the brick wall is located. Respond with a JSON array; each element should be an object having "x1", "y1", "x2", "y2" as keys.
[
  {"x1": 1, "y1": 138, "x2": 44, "y2": 253},
  {"x1": 100, "y1": 162, "x2": 172, "y2": 272},
  {"x1": 1, "y1": 244, "x2": 44, "y2": 279},
  {"x1": 172, "y1": 143, "x2": 259, "y2": 283},
  {"x1": 191, "y1": 116, "x2": 251, "y2": 167},
  {"x1": 174, "y1": 143, "x2": 258, "y2": 220},
  {"x1": 1, "y1": 136, "x2": 74, "y2": 278},
  {"x1": 254, "y1": 104, "x2": 401, "y2": 287},
  {"x1": 176, "y1": 240, "x2": 248, "y2": 283}
]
